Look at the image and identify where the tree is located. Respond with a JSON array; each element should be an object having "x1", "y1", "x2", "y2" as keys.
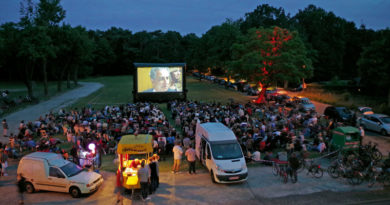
[
  {"x1": 35, "y1": 0, "x2": 65, "y2": 27},
  {"x1": 240, "y1": 4, "x2": 292, "y2": 33},
  {"x1": 230, "y1": 27, "x2": 312, "y2": 103},
  {"x1": 358, "y1": 29, "x2": 390, "y2": 107},
  {"x1": 34, "y1": 0, "x2": 65, "y2": 95},
  {"x1": 293, "y1": 5, "x2": 347, "y2": 81},
  {"x1": 181, "y1": 33, "x2": 200, "y2": 70},
  {"x1": 202, "y1": 20, "x2": 241, "y2": 78}
]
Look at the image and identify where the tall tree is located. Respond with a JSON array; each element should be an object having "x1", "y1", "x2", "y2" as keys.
[
  {"x1": 202, "y1": 20, "x2": 241, "y2": 78},
  {"x1": 181, "y1": 33, "x2": 200, "y2": 70},
  {"x1": 34, "y1": 0, "x2": 65, "y2": 95},
  {"x1": 240, "y1": 4, "x2": 292, "y2": 33},
  {"x1": 230, "y1": 27, "x2": 312, "y2": 103},
  {"x1": 293, "y1": 5, "x2": 347, "y2": 81},
  {"x1": 358, "y1": 29, "x2": 390, "y2": 107}
]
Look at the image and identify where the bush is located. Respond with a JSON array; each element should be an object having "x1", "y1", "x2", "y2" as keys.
[
  {"x1": 343, "y1": 92, "x2": 351, "y2": 101},
  {"x1": 378, "y1": 103, "x2": 390, "y2": 115}
]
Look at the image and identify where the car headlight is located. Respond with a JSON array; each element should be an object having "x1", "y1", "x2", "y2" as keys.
[
  {"x1": 216, "y1": 164, "x2": 225, "y2": 173},
  {"x1": 241, "y1": 162, "x2": 247, "y2": 170}
]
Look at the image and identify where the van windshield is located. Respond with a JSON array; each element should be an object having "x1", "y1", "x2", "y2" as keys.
[
  {"x1": 61, "y1": 162, "x2": 83, "y2": 177},
  {"x1": 211, "y1": 143, "x2": 243, "y2": 160}
]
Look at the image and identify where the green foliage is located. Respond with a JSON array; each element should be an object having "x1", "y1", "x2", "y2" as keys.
[
  {"x1": 240, "y1": 4, "x2": 293, "y2": 32},
  {"x1": 201, "y1": 20, "x2": 242, "y2": 76},
  {"x1": 358, "y1": 29, "x2": 390, "y2": 90},
  {"x1": 35, "y1": 0, "x2": 65, "y2": 26},
  {"x1": 230, "y1": 27, "x2": 312, "y2": 86},
  {"x1": 292, "y1": 5, "x2": 354, "y2": 81}
]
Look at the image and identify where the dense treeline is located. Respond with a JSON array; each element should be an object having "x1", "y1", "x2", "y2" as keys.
[{"x1": 0, "y1": 1, "x2": 389, "y2": 104}]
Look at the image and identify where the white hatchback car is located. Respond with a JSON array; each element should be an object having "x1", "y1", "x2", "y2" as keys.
[{"x1": 360, "y1": 114, "x2": 390, "y2": 136}]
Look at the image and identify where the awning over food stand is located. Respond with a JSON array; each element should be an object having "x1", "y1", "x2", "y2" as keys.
[{"x1": 117, "y1": 134, "x2": 153, "y2": 154}]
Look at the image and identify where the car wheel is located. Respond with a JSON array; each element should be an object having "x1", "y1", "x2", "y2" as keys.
[
  {"x1": 25, "y1": 182, "x2": 35, "y2": 193},
  {"x1": 70, "y1": 187, "x2": 81, "y2": 198},
  {"x1": 380, "y1": 129, "x2": 388, "y2": 136}
]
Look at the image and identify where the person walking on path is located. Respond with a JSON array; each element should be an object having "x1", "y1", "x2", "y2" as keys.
[
  {"x1": 138, "y1": 160, "x2": 151, "y2": 201},
  {"x1": 172, "y1": 141, "x2": 183, "y2": 173},
  {"x1": 0, "y1": 148, "x2": 8, "y2": 176},
  {"x1": 115, "y1": 169, "x2": 123, "y2": 205},
  {"x1": 17, "y1": 173, "x2": 26, "y2": 205},
  {"x1": 2, "y1": 119, "x2": 8, "y2": 137},
  {"x1": 185, "y1": 144, "x2": 196, "y2": 174}
]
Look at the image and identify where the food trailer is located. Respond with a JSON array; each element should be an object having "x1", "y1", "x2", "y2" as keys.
[
  {"x1": 331, "y1": 126, "x2": 360, "y2": 151},
  {"x1": 117, "y1": 134, "x2": 153, "y2": 189}
]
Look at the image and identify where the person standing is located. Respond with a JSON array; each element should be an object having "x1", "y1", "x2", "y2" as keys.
[
  {"x1": 288, "y1": 153, "x2": 299, "y2": 183},
  {"x1": 172, "y1": 141, "x2": 183, "y2": 173},
  {"x1": 2, "y1": 119, "x2": 8, "y2": 137},
  {"x1": 149, "y1": 155, "x2": 159, "y2": 193},
  {"x1": 0, "y1": 148, "x2": 8, "y2": 176},
  {"x1": 17, "y1": 174, "x2": 26, "y2": 205},
  {"x1": 115, "y1": 169, "x2": 123, "y2": 205},
  {"x1": 138, "y1": 160, "x2": 151, "y2": 201},
  {"x1": 70, "y1": 145, "x2": 79, "y2": 165},
  {"x1": 185, "y1": 144, "x2": 196, "y2": 174},
  {"x1": 359, "y1": 126, "x2": 365, "y2": 145}
]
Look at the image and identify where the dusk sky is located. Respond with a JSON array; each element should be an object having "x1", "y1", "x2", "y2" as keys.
[{"x1": 1, "y1": 0, "x2": 389, "y2": 36}]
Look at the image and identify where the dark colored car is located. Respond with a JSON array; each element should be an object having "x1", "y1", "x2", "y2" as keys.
[{"x1": 324, "y1": 106, "x2": 353, "y2": 123}]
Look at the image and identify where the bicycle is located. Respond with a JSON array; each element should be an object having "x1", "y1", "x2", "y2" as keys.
[
  {"x1": 305, "y1": 159, "x2": 323, "y2": 178},
  {"x1": 368, "y1": 167, "x2": 390, "y2": 187},
  {"x1": 327, "y1": 158, "x2": 364, "y2": 185},
  {"x1": 272, "y1": 160, "x2": 289, "y2": 183}
]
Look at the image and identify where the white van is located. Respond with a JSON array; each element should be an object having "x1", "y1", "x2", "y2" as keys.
[
  {"x1": 195, "y1": 122, "x2": 248, "y2": 183},
  {"x1": 17, "y1": 152, "x2": 103, "y2": 198}
]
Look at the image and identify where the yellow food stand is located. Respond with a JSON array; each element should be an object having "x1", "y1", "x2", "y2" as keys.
[{"x1": 117, "y1": 134, "x2": 153, "y2": 189}]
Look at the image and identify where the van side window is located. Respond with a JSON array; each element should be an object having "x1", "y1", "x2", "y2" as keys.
[{"x1": 50, "y1": 167, "x2": 65, "y2": 178}]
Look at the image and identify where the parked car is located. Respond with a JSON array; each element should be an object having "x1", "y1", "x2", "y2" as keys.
[
  {"x1": 17, "y1": 152, "x2": 103, "y2": 198},
  {"x1": 359, "y1": 114, "x2": 390, "y2": 136},
  {"x1": 297, "y1": 97, "x2": 316, "y2": 111},
  {"x1": 357, "y1": 107, "x2": 374, "y2": 116},
  {"x1": 324, "y1": 106, "x2": 353, "y2": 123}
]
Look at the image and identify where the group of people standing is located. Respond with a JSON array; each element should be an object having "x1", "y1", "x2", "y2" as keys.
[{"x1": 172, "y1": 142, "x2": 197, "y2": 174}]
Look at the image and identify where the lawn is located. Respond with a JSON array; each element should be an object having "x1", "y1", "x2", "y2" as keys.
[
  {"x1": 70, "y1": 75, "x2": 133, "y2": 109},
  {"x1": 299, "y1": 83, "x2": 389, "y2": 114},
  {"x1": 70, "y1": 75, "x2": 251, "y2": 109}
]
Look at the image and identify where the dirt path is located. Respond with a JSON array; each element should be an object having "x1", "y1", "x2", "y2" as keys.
[{"x1": 1, "y1": 82, "x2": 103, "y2": 144}]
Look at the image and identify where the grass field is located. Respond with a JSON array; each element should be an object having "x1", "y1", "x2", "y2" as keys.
[
  {"x1": 69, "y1": 75, "x2": 251, "y2": 109},
  {"x1": 300, "y1": 84, "x2": 389, "y2": 114}
]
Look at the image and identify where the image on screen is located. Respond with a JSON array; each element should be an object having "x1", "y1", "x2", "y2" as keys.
[{"x1": 137, "y1": 67, "x2": 183, "y2": 93}]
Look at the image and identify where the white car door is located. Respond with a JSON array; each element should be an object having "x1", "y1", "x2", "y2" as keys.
[{"x1": 48, "y1": 167, "x2": 69, "y2": 193}]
